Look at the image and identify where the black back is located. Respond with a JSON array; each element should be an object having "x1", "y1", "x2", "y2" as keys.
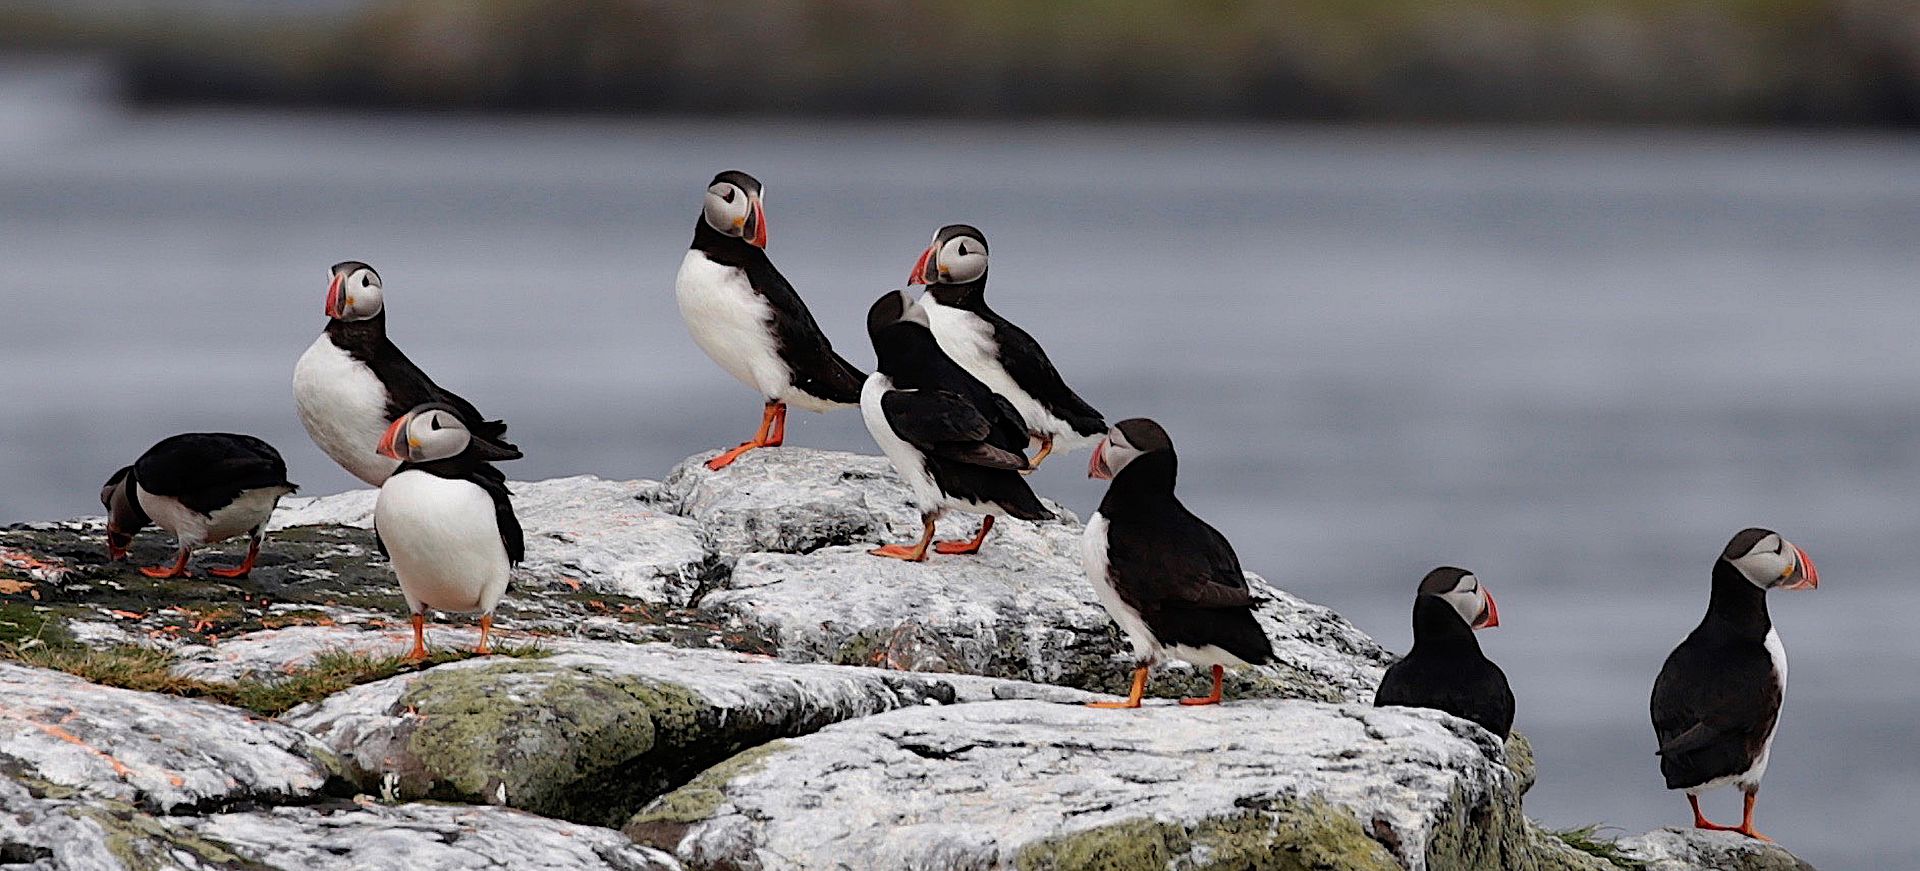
[
  {"x1": 692, "y1": 219, "x2": 866, "y2": 405},
  {"x1": 325, "y1": 314, "x2": 522, "y2": 460},
  {"x1": 1649, "y1": 558, "x2": 1781, "y2": 790},
  {"x1": 1095, "y1": 441, "x2": 1273, "y2": 665},
  {"x1": 928, "y1": 280, "x2": 1104, "y2": 438},
  {"x1": 868, "y1": 295, "x2": 1048, "y2": 520},
  {"x1": 132, "y1": 433, "x2": 298, "y2": 516},
  {"x1": 1374, "y1": 594, "x2": 1515, "y2": 738}
]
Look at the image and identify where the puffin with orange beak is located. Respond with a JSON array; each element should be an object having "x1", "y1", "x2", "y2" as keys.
[
  {"x1": 912, "y1": 225, "x2": 1104, "y2": 471},
  {"x1": 1372, "y1": 567, "x2": 1514, "y2": 738},
  {"x1": 294, "y1": 260, "x2": 519, "y2": 487},
  {"x1": 1650, "y1": 527, "x2": 1820, "y2": 841},
  {"x1": 371, "y1": 403, "x2": 522, "y2": 661},
  {"x1": 675, "y1": 171, "x2": 866, "y2": 471},
  {"x1": 1080, "y1": 418, "x2": 1276, "y2": 708}
]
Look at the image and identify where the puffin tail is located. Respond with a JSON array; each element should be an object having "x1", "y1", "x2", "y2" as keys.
[
  {"x1": 822, "y1": 351, "x2": 868, "y2": 406},
  {"x1": 472, "y1": 420, "x2": 523, "y2": 460}
]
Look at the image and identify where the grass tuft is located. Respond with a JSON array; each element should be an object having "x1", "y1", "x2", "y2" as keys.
[
  {"x1": 1551, "y1": 824, "x2": 1647, "y2": 869},
  {"x1": 1, "y1": 640, "x2": 546, "y2": 717}
]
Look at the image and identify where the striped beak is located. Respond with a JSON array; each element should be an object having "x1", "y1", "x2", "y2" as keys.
[
  {"x1": 1780, "y1": 544, "x2": 1819, "y2": 591},
  {"x1": 376, "y1": 414, "x2": 412, "y2": 461},
  {"x1": 324, "y1": 271, "x2": 346, "y2": 319}
]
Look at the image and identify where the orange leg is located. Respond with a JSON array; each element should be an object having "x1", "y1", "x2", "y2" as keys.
[
  {"x1": 1689, "y1": 794, "x2": 1740, "y2": 833},
  {"x1": 1180, "y1": 664, "x2": 1226, "y2": 706},
  {"x1": 140, "y1": 547, "x2": 192, "y2": 579},
  {"x1": 1023, "y1": 435, "x2": 1055, "y2": 474},
  {"x1": 870, "y1": 515, "x2": 936, "y2": 562},
  {"x1": 1733, "y1": 791, "x2": 1771, "y2": 841},
  {"x1": 1088, "y1": 666, "x2": 1149, "y2": 709},
  {"x1": 475, "y1": 614, "x2": 495, "y2": 656},
  {"x1": 934, "y1": 515, "x2": 995, "y2": 555},
  {"x1": 406, "y1": 613, "x2": 429, "y2": 662},
  {"x1": 767, "y1": 402, "x2": 788, "y2": 446},
  {"x1": 207, "y1": 535, "x2": 262, "y2": 579},
  {"x1": 706, "y1": 402, "x2": 781, "y2": 470}
]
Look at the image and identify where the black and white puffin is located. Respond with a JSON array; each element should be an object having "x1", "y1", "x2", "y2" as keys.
[
  {"x1": 911, "y1": 225, "x2": 1104, "y2": 470},
  {"x1": 1373, "y1": 567, "x2": 1513, "y2": 738},
  {"x1": 372, "y1": 403, "x2": 523, "y2": 660},
  {"x1": 860, "y1": 289, "x2": 1050, "y2": 561},
  {"x1": 676, "y1": 171, "x2": 866, "y2": 470},
  {"x1": 1650, "y1": 527, "x2": 1819, "y2": 841},
  {"x1": 100, "y1": 433, "x2": 299, "y2": 579},
  {"x1": 293, "y1": 261, "x2": 520, "y2": 487},
  {"x1": 1080, "y1": 418, "x2": 1275, "y2": 708}
]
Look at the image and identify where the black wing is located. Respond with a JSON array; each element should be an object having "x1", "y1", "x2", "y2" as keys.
[
  {"x1": 749, "y1": 259, "x2": 867, "y2": 405},
  {"x1": 1105, "y1": 506, "x2": 1270, "y2": 662},
  {"x1": 1376, "y1": 654, "x2": 1516, "y2": 738},
  {"x1": 471, "y1": 468, "x2": 524, "y2": 565},
  {"x1": 1649, "y1": 635, "x2": 1780, "y2": 789},
  {"x1": 882, "y1": 389, "x2": 1028, "y2": 470},
  {"x1": 986, "y1": 313, "x2": 1103, "y2": 435},
  {"x1": 135, "y1": 434, "x2": 296, "y2": 515}
]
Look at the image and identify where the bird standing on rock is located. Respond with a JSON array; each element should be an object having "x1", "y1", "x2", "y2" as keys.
[
  {"x1": 294, "y1": 261, "x2": 520, "y2": 487},
  {"x1": 372, "y1": 403, "x2": 523, "y2": 660},
  {"x1": 911, "y1": 225, "x2": 1104, "y2": 470},
  {"x1": 676, "y1": 171, "x2": 866, "y2": 470},
  {"x1": 861, "y1": 289, "x2": 1050, "y2": 561},
  {"x1": 100, "y1": 433, "x2": 298, "y2": 579},
  {"x1": 1650, "y1": 527, "x2": 1818, "y2": 841},
  {"x1": 1080, "y1": 418, "x2": 1275, "y2": 708},
  {"x1": 1373, "y1": 567, "x2": 1513, "y2": 738}
]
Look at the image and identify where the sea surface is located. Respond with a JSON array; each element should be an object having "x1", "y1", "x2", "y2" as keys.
[{"x1": 2, "y1": 86, "x2": 1917, "y2": 867}]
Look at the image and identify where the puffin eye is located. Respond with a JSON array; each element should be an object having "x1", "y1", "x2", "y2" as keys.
[
  {"x1": 360, "y1": 275, "x2": 371, "y2": 288},
  {"x1": 429, "y1": 417, "x2": 442, "y2": 431},
  {"x1": 720, "y1": 187, "x2": 736, "y2": 203}
]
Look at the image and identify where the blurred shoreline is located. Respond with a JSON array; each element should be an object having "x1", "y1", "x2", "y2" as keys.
[{"x1": 4, "y1": 0, "x2": 1918, "y2": 126}]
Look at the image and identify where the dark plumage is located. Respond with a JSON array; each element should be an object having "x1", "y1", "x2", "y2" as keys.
[
  {"x1": 100, "y1": 433, "x2": 299, "y2": 579},
  {"x1": 1374, "y1": 571, "x2": 1514, "y2": 738}
]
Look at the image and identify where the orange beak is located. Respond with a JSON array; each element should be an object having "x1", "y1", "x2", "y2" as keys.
[
  {"x1": 745, "y1": 196, "x2": 767, "y2": 248},
  {"x1": 908, "y1": 243, "x2": 936, "y2": 285},
  {"x1": 1783, "y1": 545, "x2": 1819, "y2": 590},
  {"x1": 375, "y1": 415, "x2": 410, "y2": 461},
  {"x1": 1475, "y1": 591, "x2": 1500, "y2": 629},
  {"x1": 324, "y1": 272, "x2": 345, "y2": 319},
  {"x1": 1088, "y1": 438, "x2": 1113, "y2": 480}
]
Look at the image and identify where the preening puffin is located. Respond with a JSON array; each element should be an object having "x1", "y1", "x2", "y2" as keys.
[
  {"x1": 676, "y1": 171, "x2": 866, "y2": 470},
  {"x1": 372, "y1": 403, "x2": 523, "y2": 660},
  {"x1": 1080, "y1": 418, "x2": 1275, "y2": 708},
  {"x1": 911, "y1": 225, "x2": 1104, "y2": 469},
  {"x1": 860, "y1": 289, "x2": 1050, "y2": 561},
  {"x1": 1373, "y1": 567, "x2": 1513, "y2": 738},
  {"x1": 293, "y1": 261, "x2": 520, "y2": 487},
  {"x1": 100, "y1": 433, "x2": 298, "y2": 579},
  {"x1": 1650, "y1": 527, "x2": 1819, "y2": 841}
]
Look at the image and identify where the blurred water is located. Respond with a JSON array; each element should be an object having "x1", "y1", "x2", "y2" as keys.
[{"x1": 1, "y1": 99, "x2": 1917, "y2": 867}]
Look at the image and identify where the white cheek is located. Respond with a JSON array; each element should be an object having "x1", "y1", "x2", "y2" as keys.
[
  {"x1": 1441, "y1": 589, "x2": 1480, "y2": 624},
  {"x1": 1105, "y1": 443, "x2": 1143, "y2": 474},
  {"x1": 1734, "y1": 552, "x2": 1790, "y2": 588}
]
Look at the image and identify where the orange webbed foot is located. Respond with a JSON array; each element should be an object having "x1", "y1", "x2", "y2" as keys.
[
  {"x1": 932, "y1": 540, "x2": 984, "y2": 555},
  {"x1": 140, "y1": 564, "x2": 188, "y2": 579},
  {"x1": 206, "y1": 565, "x2": 251, "y2": 579},
  {"x1": 869, "y1": 544, "x2": 929, "y2": 562},
  {"x1": 1085, "y1": 699, "x2": 1143, "y2": 709}
]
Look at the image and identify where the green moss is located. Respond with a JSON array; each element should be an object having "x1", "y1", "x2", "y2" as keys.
[
  {"x1": 1014, "y1": 800, "x2": 1399, "y2": 871},
  {"x1": 622, "y1": 740, "x2": 789, "y2": 846},
  {"x1": 0, "y1": 601, "x2": 70, "y2": 646},
  {"x1": 76, "y1": 801, "x2": 270, "y2": 870},
  {"x1": 1547, "y1": 826, "x2": 1649, "y2": 870}
]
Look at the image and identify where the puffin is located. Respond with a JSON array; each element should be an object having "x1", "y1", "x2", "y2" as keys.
[
  {"x1": 100, "y1": 433, "x2": 299, "y2": 579},
  {"x1": 860, "y1": 289, "x2": 1050, "y2": 561},
  {"x1": 676, "y1": 171, "x2": 867, "y2": 471},
  {"x1": 1080, "y1": 418, "x2": 1275, "y2": 708},
  {"x1": 911, "y1": 225, "x2": 1104, "y2": 470},
  {"x1": 372, "y1": 403, "x2": 523, "y2": 660},
  {"x1": 293, "y1": 260, "x2": 520, "y2": 487},
  {"x1": 1650, "y1": 527, "x2": 1819, "y2": 841},
  {"x1": 1372, "y1": 567, "x2": 1513, "y2": 738}
]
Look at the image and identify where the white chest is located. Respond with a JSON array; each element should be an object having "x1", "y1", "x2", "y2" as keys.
[
  {"x1": 293, "y1": 334, "x2": 399, "y2": 487},
  {"x1": 1082, "y1": 513, "x2": 1158, "y2": 661},
  {"x1": 374, "y1": 471, "x2": 511, "y2": 615},
  {"x1": 675, "y1": 250, "x2": 787, "y2": 398},
  {"x1": 924, "y1": 301, "x2": 1064, "y2": 440},
  {"x1": 861, "y1": 373, "x2": 942, "y2": 512},
  {"x1": 136, "y1": 484, "x2": 289, "y2": 547}
]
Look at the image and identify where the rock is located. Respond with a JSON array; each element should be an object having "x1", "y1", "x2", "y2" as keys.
[
  {"x1": 0, "y1": 779, "x2": 676, "y2": 871},
  {"x1": 0, "y1": 661, "x2": 337, "y2": 814},
  {"x1": 1617, "y1": 828, "x2": 1819, "y2": 871},
  {"x1": 625, "y1": 699, "x2": 1551, "y2": 871},
  {"x1": 274, "y1": 476, "x2": 714, "y2": 606},
  {"x1": 285, "y1": 635, "x2": 1094, "y2": 829},
  {"x1": 659, "y1": 448, "x2": 927, "y2": 559}
]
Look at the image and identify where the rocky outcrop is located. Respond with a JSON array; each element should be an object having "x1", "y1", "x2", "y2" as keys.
[{"x1": 0, "y1": 448, "x2": 1820, "y2": 870}]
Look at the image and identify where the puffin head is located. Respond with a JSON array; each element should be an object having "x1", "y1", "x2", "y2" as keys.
[
  {"x1": 324, "y1": 261, "x2": 384, "y2": 322},
  {"x1": 376, "y1": 404, "x2": 520, "y2": 464},
  {"x1": 702, "y1": 170, "x2": 767, "y2": 248},
  {"x1": 908, "y1": 224, "x2": 988, "y2": 286},
  {"x1": 1722, "y1": 527, "x2": 1819, "y2": 592},
  {"x1": 1418, "y1": 566, "x2": 1499, "y2": 630},
  {"x1": 867, "y1": 289, "x2": 929, "y2": 333},
  {"x1": 98, "y1": 465, "x2": 146, "y2": 560},
  {"x1": 1088, "y1": 418, "x2": 1172, "y2": 480}
]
